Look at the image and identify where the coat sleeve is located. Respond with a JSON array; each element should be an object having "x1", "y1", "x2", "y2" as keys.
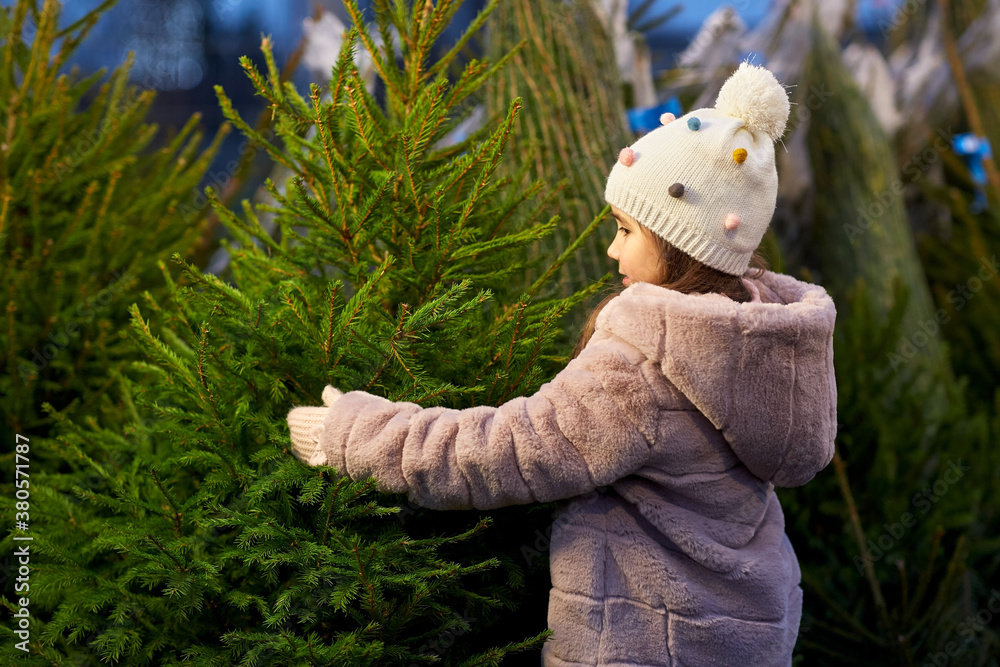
[{"x1": 318, "y1": 331, "x2": 662, "y2": 510}]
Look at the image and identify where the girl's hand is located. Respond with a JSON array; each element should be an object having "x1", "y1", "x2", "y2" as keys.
[{"x1": 286, "y1": 385, "x2": 344, "y2": 465}]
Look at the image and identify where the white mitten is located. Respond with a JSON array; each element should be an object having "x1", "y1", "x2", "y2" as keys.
[{"x1": 287, "y1": 385, "x2": 344, "y2": 466}]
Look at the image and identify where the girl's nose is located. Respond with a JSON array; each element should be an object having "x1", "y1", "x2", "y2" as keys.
[{"x1": 607, "y1": 240, "x2": 618, "y2": 260}]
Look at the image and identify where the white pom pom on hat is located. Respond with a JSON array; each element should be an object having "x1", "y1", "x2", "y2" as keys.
[
  {"x1": 604, "y1": 61, "x2": 791, "y2": 276},
  {"x1": 714, "y1": 61, "x2": 791, "y2": 141}
]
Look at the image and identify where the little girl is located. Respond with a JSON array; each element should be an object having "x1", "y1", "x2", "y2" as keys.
[{"x1": 287, "y1": 62, "x2": 837, "y2": 667}]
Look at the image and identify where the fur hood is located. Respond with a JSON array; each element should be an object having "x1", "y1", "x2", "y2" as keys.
[{"x1": 596, "y1": 271, "x2": 837, "y2": 487}]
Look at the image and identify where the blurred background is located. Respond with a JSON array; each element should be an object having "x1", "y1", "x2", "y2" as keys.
[{"x1": 56, "y1": 0, "x2": 905, "y2": 227}]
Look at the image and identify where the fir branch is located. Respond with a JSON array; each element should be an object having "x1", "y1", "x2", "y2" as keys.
[
  {"x1": 310, "y1": 84, "x2": 348, "y2": 218},
  {"x1": 457, "y1": 628, "x2": 553, "y2": 666},
  {"x1": 343, "y1": 0, "x2": 405, "y2": 105},
  {"x1": 210, "y1": 192, "x2": 280, "y2": 258},
  {"x1": 800, "y1": 570, "x2": 885, "y2": 645},
  {"x1": 53, "y1": 0, "x2": 114, "y2": 40},
  {"x1": 145, "y1": 532, "x2": 189, "y2": 573},
  {"x1": 363, "y1": 310, "x2": 412, "y2": 389},
  {"x1": 329, "y1": 255, "x2": 394, "y2": 370},
  {"x1": 344, "y1": 75, "x2": 392, "y2": 172},
  {"x1": 279, "y1": 286, "x2": 317, "y2": 339},
  {"x1": 320, "y1": 476, "x2": 345, "y2": 546},
  {"x1": 407, "y1": 78, "x2": 448, "y2": 165},
  {"x1": 0, "y1": 181, "x2": 11, "y2": 245},
  {"x1": 424, "y1": 105, "x2": 505, "y2": 167},
  {"x1": 500, "y1": 301, "x2": 526, "y2": 376},
  {"x1": 196, "y1": 323, "x2": 229, "y2": 449},
  {"x1": 149, "y1": 468, "x2": 185, "y2": 537},
  {"x1": 905, "y1": 527, "x2": 943, "y2": 625},
  {"x1": 442, "y1": 44, "x2": 524, "y2": 112},
  {"x1": 525, "y1": 207, "x2": 606, "y2": 298},
  {"x1": 322, "y1": 281, "x2": 343, "y2": 359},
  {"x1": 441, "y1": 58, "x2": 489, "y2": 113},
  {"x1": 409, "y1": 0, "x2": 459, "y2": 95},
  {"x1": 501, "y1": 306, "x2": 557, "y2": 403},
  {"x1": 832, "y1": 448, "x2": 891, "y2": 633},
  {"x1": 400, "y1": 132, "x2": 421, "y2": 207},
  {"x1": 352, "y1": 539, "x2": 380, "y2": 620},
  {"x1": 918, "y1": 534, "x2": 967, "y2": 635},
  {"x1": 291, "y1": 175, "x2": 334, "y2": 225},
  {"x1": 214, "y1": 83, "x2": 298, "y2": 173},
  {"x1": 169, "y1": 253, "x2": 262, "y2": 320},
  {"x1": 426, "y1": 0, "x2": 500, "y2": 81},
  {"x1": 451, "y1": 217, "x2": 556, "y2": 261},
  {"x1": 328, "y1": 26, "x2": 359, "y2": 111},
  {"x1": 351, "y1": 169, "x2": 396, "y2": 247},
  {"x1": 260, "y1": 35, "x2": 283, "y2": 106},
  {"x1": 50, "y1": 178, "x2": 98, "y2": 259},
  {"x1": 126, "y1": 303, "x2": 200, "y2": 398},
  {"x1": 485, "y1": 173, "x2": 545, "y2": 241}
]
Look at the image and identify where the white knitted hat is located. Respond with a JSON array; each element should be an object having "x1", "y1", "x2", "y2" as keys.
[{"x1": 605, "y1": 62, "x2": 790, "y2": 276}]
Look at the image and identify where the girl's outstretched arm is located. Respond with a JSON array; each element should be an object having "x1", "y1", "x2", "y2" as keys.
[{"x1": 287, "y1": 332, "x2": 660, "y2": 510}]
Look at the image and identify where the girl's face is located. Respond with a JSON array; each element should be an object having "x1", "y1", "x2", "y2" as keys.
[{"x1": 607, "y1": 205, "x2": 662, "y2": 287}]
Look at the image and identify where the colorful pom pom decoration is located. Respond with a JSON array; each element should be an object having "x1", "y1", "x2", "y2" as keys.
[
  {"x1": 660, "y1": 112, "x2": 676, "y2": 125},
  {"x1": 733, "y1": 148, "x2": 748, "y2": 164},
  {"x1": 618, "y1": 147, "x2": 635, "y2": 167},
  {"x1": 724, "y1": 213, "x2": 741, "y2": 230},
  {"x1": 687, "y1": 117, "x2": 701, "y2": 131}
]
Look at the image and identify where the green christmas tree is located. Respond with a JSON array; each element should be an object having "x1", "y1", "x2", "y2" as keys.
[
  {"x1": 484, "y1": 0, "x2": 632, "y2": 305},
  {"x1": 0, "y1": 0, "x2": 226, "y2": 440},
  {"x1": 1, "y1": 1, "x2": 224, "y2": 660},
  {"x1": 0, "y1": 0, "x2": 610, "y2": 663},
  {"x1": 771, "y1": 16, "x2": 1000, "y2": 666}
]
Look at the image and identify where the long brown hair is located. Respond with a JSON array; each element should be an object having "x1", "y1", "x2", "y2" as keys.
[{"x1": 571, "y1": 220, "x2": 769, "y2": 359}]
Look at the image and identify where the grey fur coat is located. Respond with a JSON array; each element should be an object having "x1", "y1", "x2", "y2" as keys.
[{"x1": 294, "y1": 270, "x2": 838, "y2": 666}]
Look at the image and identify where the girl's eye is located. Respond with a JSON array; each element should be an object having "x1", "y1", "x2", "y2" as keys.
[{"x1": 618, "y1": 227, "x2": 628, "y2": 235}]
